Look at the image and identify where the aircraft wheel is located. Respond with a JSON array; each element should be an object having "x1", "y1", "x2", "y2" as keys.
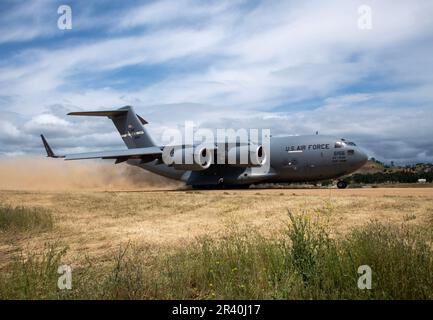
[{"x1": 337, "y1": 180, "x2": 348, "y2": 189}]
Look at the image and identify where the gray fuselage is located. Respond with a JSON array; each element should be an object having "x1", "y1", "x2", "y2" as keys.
[{"x1": 128, "y1": 135, "x2": 368, "y2": 187}]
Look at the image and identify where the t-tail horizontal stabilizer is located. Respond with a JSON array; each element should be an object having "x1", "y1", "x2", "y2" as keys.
[
  {"x1": 40, "y1": 134, "x2": 65, "y2": 158},
  {"x1": 67, "y1": 106, "x2": 154, "y2": 149}
]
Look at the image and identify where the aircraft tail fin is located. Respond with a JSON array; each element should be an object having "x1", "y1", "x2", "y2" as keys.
[{"x1": 68, "y1": 106, "x2": 155, "y2": 149}]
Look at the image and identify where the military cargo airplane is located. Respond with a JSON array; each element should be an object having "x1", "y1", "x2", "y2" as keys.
[{"x1": 41, "y1": 105, "x2": 368, "y2": 189}]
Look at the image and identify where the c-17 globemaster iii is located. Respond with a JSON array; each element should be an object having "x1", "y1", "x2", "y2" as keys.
[{"x1": 41, "y1": 105, "x2": 368, "y2": 189}]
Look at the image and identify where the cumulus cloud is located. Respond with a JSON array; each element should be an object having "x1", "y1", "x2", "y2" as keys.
[{"x1": 0, "y1": 0, "x2": 432, "y2": 164}]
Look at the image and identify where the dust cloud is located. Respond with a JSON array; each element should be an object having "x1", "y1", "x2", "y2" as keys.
[{"x1": 0, "y1": 157, "x2": 181, "y2": 191}]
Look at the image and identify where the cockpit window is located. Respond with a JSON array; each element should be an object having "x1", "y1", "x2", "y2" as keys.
[{"x1": 336, "y1": 139, "x2": 356, "y2": 147}]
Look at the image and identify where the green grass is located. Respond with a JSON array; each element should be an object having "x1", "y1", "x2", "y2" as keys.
[
  {"x1": 1, "y1": 210, "x2": 432, "y2": 299},
  {"x1": 0, "y1": 243, "x2": 67, "y2": 299},
  {"x1": 0, "y1": 205, "x2": 53, "y2": 233}
]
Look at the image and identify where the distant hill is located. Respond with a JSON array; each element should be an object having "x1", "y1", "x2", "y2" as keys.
[
  {"x1": 355, "y1": 159, "x2": 433, "y2": 175},
  {"x1": 355, "y1": 159, "x2": 385, "y2": 174},
  {"x1": 348, "y1": 159, "x2": 433, "y2": 184}
]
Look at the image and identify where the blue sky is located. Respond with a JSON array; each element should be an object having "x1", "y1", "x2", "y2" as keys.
[{"x1": 1, "y1": 0, "x2": 433, "y2": 164}]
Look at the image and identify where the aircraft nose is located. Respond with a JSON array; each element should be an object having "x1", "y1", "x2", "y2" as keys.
[
  {"x1": 357, "y1": 149, "x2": 368, "y2": 166},
  {"x1": 347, "y1": 148, "x2": 368, "y2": 170}
]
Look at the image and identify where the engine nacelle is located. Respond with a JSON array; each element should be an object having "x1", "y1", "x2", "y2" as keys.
[
  {"x1": 162, "y1": 144, "x2": 265, "y2": 170},
  {"x1": 229, "y1": 144, "x2": 266, "y2": 167},
  {"x1": 250, "y1": 144, "x2": 266, "y2": 166},
  {"x1": 169, "y1": 146, "x2": 213, "y2": 171}
]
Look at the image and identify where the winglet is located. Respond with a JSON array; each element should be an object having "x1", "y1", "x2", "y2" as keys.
[{"x1": 40, "y1": 134, "x2": 64, "y2": 158}]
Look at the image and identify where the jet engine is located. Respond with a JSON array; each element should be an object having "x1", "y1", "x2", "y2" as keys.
[
  {"x1": 170, "y1": 146, "x2": 213, "y2": 171},
  {"x1": 250, "y1": 144, "x2": 266, "y2": 166},
  {"x1": 230, "y1": 144, "x2": 266, "y2": 167}
]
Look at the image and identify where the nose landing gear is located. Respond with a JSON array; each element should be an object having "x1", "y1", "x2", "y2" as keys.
[{"x1": 337, "y1": 180, "x2": 348, "y2": 189}]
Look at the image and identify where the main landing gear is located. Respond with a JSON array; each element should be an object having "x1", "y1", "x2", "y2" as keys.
[{"x1": 337, "y1": 180, "x2": 348, "y2": 189}]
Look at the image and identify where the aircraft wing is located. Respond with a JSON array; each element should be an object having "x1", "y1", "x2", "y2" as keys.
[
  {"x1": 41, "y1": 135, "x2": 162, "y2": 163},
  {"x1": 64, "y1": 147, "x2": 162, "y2": 161}
]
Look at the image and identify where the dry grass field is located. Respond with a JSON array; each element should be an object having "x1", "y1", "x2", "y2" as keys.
[
  {"x1": 1, "y1": 159, "x2": 432, "y2": 299},
  {"x1": 1, "y1": 187, "x2": 432, "y2": 267}
]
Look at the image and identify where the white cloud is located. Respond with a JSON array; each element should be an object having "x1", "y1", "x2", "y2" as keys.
[
  {"x1": 0, "y1": 121, "x2": 22, "y2": 139},
  {"x1": 2, "y1": 0, "x2": 432, "y2": 110},
  {"x1": 27, "y1": 114, "x2": 70, "y2": 126},
  {"x1": 0, "y1": 0, "x2": 433, "y2": 164}
]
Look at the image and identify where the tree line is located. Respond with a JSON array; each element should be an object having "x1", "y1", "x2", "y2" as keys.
[{"x1": 349, "y1": 171, "x2": 433, "y2": 184}]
